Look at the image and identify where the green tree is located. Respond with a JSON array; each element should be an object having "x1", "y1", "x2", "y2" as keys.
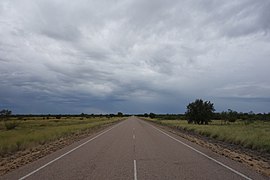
[
  {"x1": 80, "y1": 113, "x2": 86, "y2": 117},
  {"x1": 221, "y1": 109, "x2": 238, "y2": 124},
  {"x1": 143, "y1": 113, "x2": 149, "y2": 117},
  {"x1": 117, "y1": 112, "x2": 123, "y2": 117},
  {"x1": 0, "y1": 109, "x2": 12, "y2": 121},
  {"x1": 149, "y1": 113, "x2": 156, "y2": 119},
  {"x1": 185, "y1": 99, "x2": 215, "y2": 125}
]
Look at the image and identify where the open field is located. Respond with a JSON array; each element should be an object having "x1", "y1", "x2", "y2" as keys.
[
  {"x1": 0, "y1": 116, "x2": 122, "y2": 157},
  {"x1": 145, "y1": 118, "x2": 270, "y2": 153}
]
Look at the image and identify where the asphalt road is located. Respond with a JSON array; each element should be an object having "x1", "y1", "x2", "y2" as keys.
[{"x1": 2, "y1": 117, "x2": 268, "y2": 180}]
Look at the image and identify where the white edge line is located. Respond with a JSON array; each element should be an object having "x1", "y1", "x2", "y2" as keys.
[
  {"x1": 147, "y1": 122, "x2": 252, "y2": 180},
  {"x1": 134, "y1": 160, "x2": 137, "y2": 180},
  {"x1": 19, "y1": 121, "x2": 124, "y2": 180}
]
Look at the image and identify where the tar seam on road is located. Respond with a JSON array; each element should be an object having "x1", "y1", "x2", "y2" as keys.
[
  {"x1": 18, "y1": 121, "x2": 125, "y2": 180},
  {"x1": 147, "y1": 123, "x2": 253, "y2": 180},
  {"x1": 134, "y1": 160, "x2": 137, "y2": 180}
]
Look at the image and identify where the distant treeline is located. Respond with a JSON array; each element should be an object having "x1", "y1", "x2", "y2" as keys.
[
  {"x1": 3, "y1": 111, "x2": 270, "y2": 121},
  {"x1": 137, "y1": 113, "x2": 186, "y2": 120},
  {"x1": 8, "y1": 112, "x2": 130, "y2": 119},
  {"x1": 213, "y1": 111, "x2": 270, "y2": 121},
  {"x1": 137, "y1": 111, "x2": 270, "y2": 121}
]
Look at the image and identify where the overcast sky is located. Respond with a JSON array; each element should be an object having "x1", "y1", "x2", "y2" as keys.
[{"x1": 1, "y1": 0, "x2": 270, "y2": 114}]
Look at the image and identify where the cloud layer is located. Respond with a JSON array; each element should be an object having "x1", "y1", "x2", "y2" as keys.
[{"x1": 1, "y1": 0, "x2": 270, "y2": 114}]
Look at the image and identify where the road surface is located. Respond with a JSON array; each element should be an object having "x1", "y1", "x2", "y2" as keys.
[{"x1": 1, "y1": 117, "x2": 268, "y2": 180}]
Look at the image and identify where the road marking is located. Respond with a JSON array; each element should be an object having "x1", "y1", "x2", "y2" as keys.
[
  {"x1": 148, "y1": 123, "x2": 252, "y2": 180},
  {"x1": 19, "y1": 121, "x2": 125, "y2": 180},
  {"x1": 133, "y1": 134, "x2": 135, "y2": 139},
  {"x1": 134, "y1": 160, "x2": 137, "y2": 180}
]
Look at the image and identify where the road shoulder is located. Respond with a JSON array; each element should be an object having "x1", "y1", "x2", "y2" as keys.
[
  {"x1": 140, "y1": 118, "x2": 270, "y2": 177},
  {"x1": 0, "y1": 120, "x2": 123, "y2": 176}
]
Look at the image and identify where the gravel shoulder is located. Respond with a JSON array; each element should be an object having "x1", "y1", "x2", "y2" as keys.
[
  {"x1": 0, "y1": 121, "x2": 120, "y2": 176},
  {"x1": 145, "y1": 120, "x2": 270, "y2": 177}
]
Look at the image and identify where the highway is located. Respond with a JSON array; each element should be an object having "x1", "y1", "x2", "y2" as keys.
[{"x1": 2, "y1": 117, "x2": 267, "y2": 180}]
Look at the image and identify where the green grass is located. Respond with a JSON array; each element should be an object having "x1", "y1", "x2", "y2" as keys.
[
  {"x1": 0, "y1": 117, "x2": 122, "y2": 156},
  {"x1": 145, "y1": 118, "x2": 270, "y2": 153}
]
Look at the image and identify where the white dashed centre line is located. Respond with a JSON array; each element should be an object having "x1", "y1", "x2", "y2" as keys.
[{"x1": 134, "y1": 160, "x2": 137, "y2": 180}]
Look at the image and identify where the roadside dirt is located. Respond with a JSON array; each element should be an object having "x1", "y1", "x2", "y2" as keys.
[
  {"x1": 0, "y1": 122, "x2": 119, "y2": 176},
  {"x1": 148, "y1": 121, "x2": 270, "y2": 177}
]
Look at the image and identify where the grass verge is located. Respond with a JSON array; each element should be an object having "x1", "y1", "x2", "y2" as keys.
[
  {"x1": 0, "y1": 117, "x2": 122, "y2": 156},
  {"x1": 144, "y1": 118, "x2": 270, "y2": 153}
]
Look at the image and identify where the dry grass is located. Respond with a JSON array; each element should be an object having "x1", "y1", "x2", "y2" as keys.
[
  {"x1": 146, "y1": 118, "x2": 270, "y2": 153},
  {"x1": 0, "y1": 117, "x2": 122, "y2": 156}
]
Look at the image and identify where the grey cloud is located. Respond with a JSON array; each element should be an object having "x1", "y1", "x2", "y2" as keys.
[
  {"x1": 212, "y1": 83, "x2": 270, "y2": 98},
  {"x1": 0, "y1": 0, "x2": 270, "y2": 114},
  {"x1": 200, "y1": 0, "x2": 270, "y2": 37}
]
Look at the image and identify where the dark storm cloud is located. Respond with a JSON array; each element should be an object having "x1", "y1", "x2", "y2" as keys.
[{"x1": 0, "y1": 0, "x2": 270, "y2": 113}]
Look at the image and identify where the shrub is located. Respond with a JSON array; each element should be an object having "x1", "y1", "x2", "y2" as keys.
[
  {"x1": 4, "y1": 121, "x2": 18, "y2": 130},
  {"x1": 117, "y1": 112, "x2": 123, "y2": 117},
  {"x1": 149, "y1": 113, "x2": 156, "y2": 119}
]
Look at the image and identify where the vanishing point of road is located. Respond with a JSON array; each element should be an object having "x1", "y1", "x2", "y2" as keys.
[{"x1": 2, "y1": 117, "x2": 268, "y2": 180}]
